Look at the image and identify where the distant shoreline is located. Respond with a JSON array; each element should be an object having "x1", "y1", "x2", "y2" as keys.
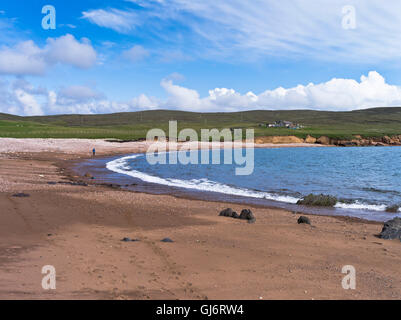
[{"x1": 0, "y1": 138, "x2": 328, "y2": 157}]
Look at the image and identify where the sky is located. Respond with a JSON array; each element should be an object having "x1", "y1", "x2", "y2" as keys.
[{"x1": 1, "y1": 0, "x2": 401, "y2": 115}]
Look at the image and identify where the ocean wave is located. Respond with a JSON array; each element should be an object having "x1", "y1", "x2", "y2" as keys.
[
  {"x1": 106, "y1": 154, "x2": 398, "y2": 213},
  {"x1": 106, "y1": 155, "x2": 300, "y2": 204},
  {"x1": 335, "y1": 201, "x2": 388, "y2": 212},
  {"x1": 360, "y1": 187, "x2": 401, "y2": 196}
]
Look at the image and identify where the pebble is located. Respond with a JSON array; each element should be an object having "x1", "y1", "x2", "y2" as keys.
[
  {"x1": 12, "y1": 193, "x2": 30, "y2": 198},
  {"x1": 122, "y1": 238, "x2": 140, "y2": 242}
]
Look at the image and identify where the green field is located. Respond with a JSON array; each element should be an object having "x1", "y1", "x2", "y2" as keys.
[{"x1": 1, "y1": 107, "x2": 401, "y2": 140}]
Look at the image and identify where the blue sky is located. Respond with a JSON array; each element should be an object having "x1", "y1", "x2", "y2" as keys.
[{"x1": 1, "y1": 0, "x2": 401, "y2": 115}]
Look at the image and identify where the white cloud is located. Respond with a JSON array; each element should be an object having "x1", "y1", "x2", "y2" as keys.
[
  {"x1": 82, "y1": 9, "x2": 139, "y2": 33},
  {"x1": 158, "y1": 71, "x2": 401, "y2": 112},
  {"x1": 1, "y1": 71, "x2": 401, "y2": 116},
  {"x1": 122, "y1": 45, "x2": 149, "y2": 62},
  {"x1": 59, "y1": 85, "x2": 104, "y2": 102},
  {"x1": 0, "y1": 41, "x2": 47, "y2": 76},
  {"x1": 87, "y1": 1, "x2": 401, "y2": 62},
  {"x1": 14, "y1": 89, "x2": 44, "y2": 116},
  {"x1": 0, "y1": 34, "x2": 97, "y2": 76},
  {"x1": 129, "y1": 93, "x2": 160, "y2": 110},
  {"x1": 168, "y1": 0, "x2": 401, "y2": 62},
  {"x1": 160, "y1": 79, "x2": 202, "y2": 110},
  {"x1": 44, "y1": 34, "x2": 97, "y2": 70}
]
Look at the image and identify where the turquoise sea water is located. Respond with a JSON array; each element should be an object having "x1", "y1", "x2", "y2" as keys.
[{"x1": 104, "y1": 147, "x2": 401, "y2": 221}]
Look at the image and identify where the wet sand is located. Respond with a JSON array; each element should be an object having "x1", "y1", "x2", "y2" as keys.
[{"x1": 0, "y1": 139, "x2": 400, "y2": 300}]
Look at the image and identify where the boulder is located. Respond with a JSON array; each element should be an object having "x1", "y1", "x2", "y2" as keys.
[
  {"x1": 305, "y1": 135, "x2": 317, "y2": 144},
  {"x1": 232, "y1": 212, "x2": 240, "y2": 219},
  {"x1": 297, "y1": 194, "x2": 337, "y2": 207},
  {"x1": 379, "y1": 218, "x2": 401, "y2": 241},
  {"x1": 316, "y1": 136, "x2": 331, "y2": 145},
  {"x1": 239, "y1": 209, "x2": 256, "y2": 223},
  {"x1": 390, "y1": 137, "x2": 400, "y2": 145},
  {"x1": 219, "y1": 208, "x2": 238, "y2": 218},
  {"x1": 382, "y1": 136, "x2": 392, "y2": 144},
  {"x1": 12, "y1": 193, "x2": 30, "y2": 198},
  {"x1": 298, "y1": 216, "x2": 311, "y2": 225},
  {"x1": 336, "y1": 140, "x2": 358, "y2": 147},
  {"x1": 122, "y1": 237, "x2": 140, "y2": 242},
  {"x1": 385, "y1": 205, "x2": 400, "y2": 213}
]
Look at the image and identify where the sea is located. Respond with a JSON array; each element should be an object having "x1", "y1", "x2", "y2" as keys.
[{"x1": 79, "y1": 147, "x2": 401, "y2": 222}]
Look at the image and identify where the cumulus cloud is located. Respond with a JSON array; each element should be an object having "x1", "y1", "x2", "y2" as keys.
[
  {"x1": 122, "y1": 45, "x2": 149, "y2": 62},
  {"x1": 45, "y1": 34, "x2": 97, "y2": 69},
  {"x1": 160, "y1": 79, "x2": 202, "y2": 110},
  {"x1": 14, "y1": 89, "x2": 44, "y2": 116},
  {"x1": 58, "y1": 85, "x2": 104, "y2": 103},
  {"x1": 1, "y1": 71, "x2": 401, "y2": 116},
  {"x1": 0, "y1": 41, "x2": 47, "y2": 76},
  {"x1": 81, "y1": 9, "x2": 139, "y2": 33},
  {"x1": 157, "y1": 71, "x2": 401, "y2": 112},
  {"x1": 0, "y1": 34, "x2": 97, "y2": 76},
  {"x1": 129, "y1": 94, "x2": 160, "y2": 110}
]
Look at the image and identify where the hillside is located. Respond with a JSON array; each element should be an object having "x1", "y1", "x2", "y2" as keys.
[{"x1": 1, "y1": 107, "x2": 401, "y2": 140}]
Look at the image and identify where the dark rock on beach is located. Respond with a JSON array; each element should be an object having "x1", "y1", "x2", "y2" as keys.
[
  {"x1": 122, "y1": 237, "x2": 140, "y2": 242},
  {"x1": 232, "y1": 212, "x2": 239, "y2": 219},
  {"x1": 219, "y1": 208, "x2": 237, "y2": 218},
  {"x1": 379, "y1": 218, "x2": 401, "y2": 241},
  {"x1": 298, "y1": 216, "x2": 311, "y2": 225},
  {"x1": 12, "y1": 193, "x2": 30, "y2": 198},
  {"x1": 220, "y1": 208, "x2": 255, "y2": 223},
  {"x1": 385, "y1": 205, "x2": 400, "y2": 213},
  {"x1": 297, "y1": 194, "x2": 337, "y2": 207},
  {"x1": 58, "y1": 181, "x2": 88, "y2": 187},
  {"x1": 239, "y1": 209, "x2": 256, "y2": 223},
  {"x1": 161, "y1": 238, "x2": 174, "y2": 243}
]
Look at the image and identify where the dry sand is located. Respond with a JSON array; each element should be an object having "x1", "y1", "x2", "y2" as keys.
[{"x1": 0, "y1": 138, "x2": 400, "y2": 300}]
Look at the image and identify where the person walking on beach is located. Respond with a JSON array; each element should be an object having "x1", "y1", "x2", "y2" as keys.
[{"x1": 92, "y1": 148, "x2": 96, "y2": 157}]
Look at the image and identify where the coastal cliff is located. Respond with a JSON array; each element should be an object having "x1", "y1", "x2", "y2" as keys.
[{"x1": 255, "y1": 135, "x2": 401, "y2": 146}]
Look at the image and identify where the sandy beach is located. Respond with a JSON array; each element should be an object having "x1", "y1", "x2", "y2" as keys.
[{"x1": 0, "y1": 138, "x2": 400, "y2": 300}]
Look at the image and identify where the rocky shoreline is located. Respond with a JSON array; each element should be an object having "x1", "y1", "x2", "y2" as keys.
[{"x1": 256, "y1": 135, "x2": 401, "y2": 147}]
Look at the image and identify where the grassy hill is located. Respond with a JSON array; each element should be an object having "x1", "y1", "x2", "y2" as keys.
[{"x1": 1, "y1": 108, "x2": 401, "y2": 140}]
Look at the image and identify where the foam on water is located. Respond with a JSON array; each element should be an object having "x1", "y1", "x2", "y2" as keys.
[
  {"x1": 106, "y1": 154, "x2": 399, "y2": 215},
  {"x1": 106, "y1": 154, "x2": 300, "y2": 204},
  {"x1": 334, "y1": 201, "x2": 388, "y2": 212}
]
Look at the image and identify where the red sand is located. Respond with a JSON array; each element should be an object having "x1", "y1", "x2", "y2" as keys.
[{"x1": 0, "y1": 139, "x2": 399, "y2": 300}]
